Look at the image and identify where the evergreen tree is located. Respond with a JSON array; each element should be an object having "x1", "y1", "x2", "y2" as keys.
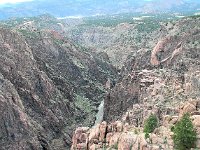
[
  {"x1": 143, "y1": 114, "x2": 158, "y2": 138},
  {"x1": 173, "y1": 113, "x2": 197, "y2": 150}
]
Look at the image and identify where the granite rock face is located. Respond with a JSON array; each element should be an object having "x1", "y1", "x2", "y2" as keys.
[
  {"x1": 0, "y1": 28, "x2": 117, "y2": 149},
  {"x1": 70, "y1": 16, "x2": 200, "y2": 150},
  {"x1": 71, "y1": 99, "x2": 200, "y2": 150},
  {"x1": 103, "y1": 17, "x2": 200, "y2": 123}
]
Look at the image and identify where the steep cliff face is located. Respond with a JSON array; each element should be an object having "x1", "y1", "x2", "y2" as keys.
[
  {"x1": 0, "y1": 28, "x2": 117, "y2": 149},
  {"x1": 103, "y1": 50, "x2": 152, "y2": 122},
  {"x1": 66, "y1": 22, "x2": 160, "y2": 68},
  {"x1": 103, "y1": 17, "x2": 200, "y2": 123},
  {"x1": 70, "y1": 16, "x2": 200, "y2": 150}
]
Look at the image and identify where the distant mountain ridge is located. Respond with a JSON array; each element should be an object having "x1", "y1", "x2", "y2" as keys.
[{"x1": 0, "y1": 0, "x2": 200, "y2": 20}]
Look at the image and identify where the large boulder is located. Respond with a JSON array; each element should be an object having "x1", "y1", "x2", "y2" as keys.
[
  {"x1": 179, "y1": 101, "x2": 197, "y2": 118},
  {"x1": 108, "y1": 133, "x2": 121, "y2": 147},
  {"x1": 89, "y1": 124, "x2": 100, "y2": 142},
  {"x1": 71, "y1": 127, "x2": 89, "y2": 150},
  {"x1": 139, "y1": 134, "x2": 148, "y2": 150},
  {"x1": 191, "y1": 115, "x2": 200, "y2": 127},
  {"x1": 118, "y1": 132, "x2": 137, "y2": 150}
]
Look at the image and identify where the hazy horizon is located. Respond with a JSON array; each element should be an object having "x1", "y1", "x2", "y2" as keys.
[{"x1": 0, "y1": 0, "x2": 199, "y2": 19}]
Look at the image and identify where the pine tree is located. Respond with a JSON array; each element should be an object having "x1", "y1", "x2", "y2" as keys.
[
  {"x1": 143, "y1": 114, "x2": 158, "y2": 138},
  {"x1": 173, "y1": 113, "x2": 197, "y2": 150}
]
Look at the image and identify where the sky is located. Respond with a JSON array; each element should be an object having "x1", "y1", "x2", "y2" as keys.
[
  {"x1": 0, "y1": 0, "x2": 196, "y2": 5},
  {"x1": 0, "y1": 0, "x2": 33, "y2": 4},
  {"x1": 0, "y1": 0, "x2": 155, "y2": 5}
]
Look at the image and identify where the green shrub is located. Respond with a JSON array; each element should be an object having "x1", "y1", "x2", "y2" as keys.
[
  {"x1": 143, "y1": 114, "x2": 158, "y2": 136},
  {"x1": 145, "y1": 132, "x2": 150, "y2": 139},
  {"x1": 173, "y1": 113, "x2": 197, "y2": 150},
  {"x1": 171, "y1": 125, "x2": 175, "y2": 132}
]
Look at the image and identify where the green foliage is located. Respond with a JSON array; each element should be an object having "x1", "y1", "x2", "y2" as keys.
[
  {"x1": 18, "y1": 29, "x2": 39, "y2": 38},
  {"x1": 81, "y1": 12, "x2": 175, "y2": 27},
  {"x1": 173, "y1": 113, "x2": 197, "y2": 150},
  {"x1": 3, "y1": 14, "x2": 60, "y2": 29},
  {"x1": 53, "y1": 39, "x2": 64, "y2": 46},
  {"x1": 171, "y1": 125, "x2": 175, "y2": 132},
  {"x1": 74, "y1": 94, "x2": 94, "y2": 114},
  {"x1": 83, "y1": 13, "x2": 137, "y2": 27},
  {"x1": 143, "y1": 114, "x2": 158, "y2": 136},
  {"x1": 189, "y1": 15, "x2": 200, "y2": 19},
  {"x1": 135, "y1": 20, "x2": 160, "y2": 33},
  {"x1": 112, "y1": 143, "x2": 118, "y2": 149},
  {"x1": 145, "y1": 132, "x2": 150, "y2": 139}
]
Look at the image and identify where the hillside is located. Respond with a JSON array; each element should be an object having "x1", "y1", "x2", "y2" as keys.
[
  {"x1": 0, "y1": 26, "x2": 117, "y2": 149},
  {"x1": 1, "y1": 13, "x2": 199, "y2": 69},
  {"x1": 71, "y1": 16, "x2": 200, "y2": 150},
  {"x1": 65, "y1": 13, "x2": 200, "y2": 68},
  {"x1": 0, "y1": 9, "x2": 200, "y2": 150}
]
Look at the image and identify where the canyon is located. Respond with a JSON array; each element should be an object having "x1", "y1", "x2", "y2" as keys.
[
  {"x1": 0, "y1": 11, "x2": 199, "y2": 150},
  {"x1": 71, "y1": 15, "x2": 200, "y2": 149}
]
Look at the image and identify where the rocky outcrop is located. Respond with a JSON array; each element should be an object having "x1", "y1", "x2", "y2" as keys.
[
  {"x1": 150, "y1": 36, "x2": 183, "y2": 66},
  {"x1": 0, "y1": 27, "x2": 117, "y2": 149},
  {"x1": 71, "y1": 99, "x2": 200, "y2": 150},
  {"x1": 83, "y1": 17, "x2": 200, "y2": 150},
  {"x1": 1, "y1": 13, "x2": 200, "y2": 150},
  {"x1": 151, "y1": 36, "x2": 172, "y2": 66},
  {"x1": 103, "y1": 16, "x2": 200, "y2": 123},
  {"x1": 71, "y1": 127, "x2": 89, "y2": 150}
]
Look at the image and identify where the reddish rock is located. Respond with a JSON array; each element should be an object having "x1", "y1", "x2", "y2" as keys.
[
  {"x1": 99, "y1": 121, "x2": 107, "y2": 142},
  {"x1": 139, "y1": 134, "x2": 148, "y2": 150},
  {"x1": 123, "y1": 123, "x2": 130, "y2": 132},
  {"x1": 150, "y1": 145, "x2": 160, "y2": 150},
  {"x1": 89, "y1": 144, "x2": 99, "y2": 150},
  {"x1": 109, "y1": 132, "x2": 121, "y2": 147},
  {"x1": 118, "y1": 132, "x2": 137, "y2": 150},
  {"x1": 151, "y1": 37, "x2": 171, "y2": 66},
  {"x1": 107, "y1": 124, "x2": 113, "y2": 133},
  {"x1": 89, "y1": 124, "x2": 100, "y2": 142},
  {"x1": 106, "y1": 133, "x2": 113, "y2": 143},
  {"x1": 169, "y1": 116, "x2": 178, "y2": 125},
  {"x1": 179, "y1": 101, "x2": 197, "y2": 117},
  {"x1": 71, "y1": 127, "x2": 89, "y2": 150},
  {"x1": 192, "y1": 115, "x2": 200, "y2": 127},
  {"x1": 76, "y1": 143, "x2": 87, "y2": 150},
  {"x1": 116, "y1": 121, "x2": 123, "y2": 132}
]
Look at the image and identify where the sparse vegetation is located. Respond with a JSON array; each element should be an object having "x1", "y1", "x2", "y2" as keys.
[
  {"x1": 134, "y1": 128, "x2": 139, "y2": 134},
  {"x1": 53, "y1": 38, "x2": 64, "y2": 45},
  {"x1": 75, "y1": 94, "x2": 93, "y2": 113},
  {"x1": 145, "y1": 132, "x2": 150, "y2": 139},
  {"x1": 189, "y1": 15, "x2": 200, "y2": 19},
  {"x1": 109, "y1": 140, "x2": 119, "y2": 150},
  {"x1": 18, "y1": 29, "x2": 39, "y2": 38},
  {"x1": 112, "y1": 143, "x2": 118, "y2": 149}
]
